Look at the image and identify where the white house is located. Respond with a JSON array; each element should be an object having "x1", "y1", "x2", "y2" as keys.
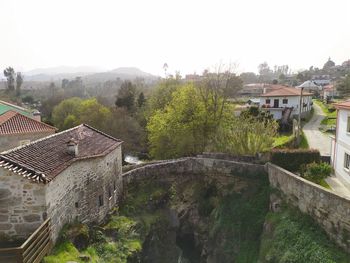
[
  {"x1": 331, "y1": 101, "x2": 350, "y2": 185},
  {"x1": 259, "y1": 87, "x2": 313, "y2": 120}
]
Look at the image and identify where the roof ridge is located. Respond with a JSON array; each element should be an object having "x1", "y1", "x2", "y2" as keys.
[
  {"x1": 82, "y1": 124, "x2": 123, "y2": 143},
  {"x1": 1, "y1": 124, "x2": 83, "y2": 154}
]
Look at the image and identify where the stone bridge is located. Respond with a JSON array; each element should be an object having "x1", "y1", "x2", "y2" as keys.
[{"x1": 122, "y1": 156, "x2": 350, "y2": 253}]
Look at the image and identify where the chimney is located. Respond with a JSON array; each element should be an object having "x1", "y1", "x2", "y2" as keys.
[
  {"x1": 32, "y1": 110, "x2": 41, "y2": 122},
  {"x1": 67, "y1": 138, "x2": 78, "y2": 157}
]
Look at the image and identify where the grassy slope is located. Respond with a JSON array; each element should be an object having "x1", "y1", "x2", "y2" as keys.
[
  {"x1": 314, "y1": 100, "x2": 337, "y2": 127},
  {"x1": 259, "y1": 206, "x2": 350, "y2": 263}
]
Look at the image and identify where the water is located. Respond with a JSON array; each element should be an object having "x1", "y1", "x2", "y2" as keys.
[{"x1": 124, "y1": 154, "x2": 143, "y2": 165}]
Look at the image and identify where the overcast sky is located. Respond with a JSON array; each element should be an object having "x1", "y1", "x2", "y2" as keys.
[{"x1": 1, "y1": 0, "x2": 350, "y2": 76}]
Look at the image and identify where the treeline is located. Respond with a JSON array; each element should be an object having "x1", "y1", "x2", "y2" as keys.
[{"x1": 42, "y1": 68, "x2": 278, "y2": 159}]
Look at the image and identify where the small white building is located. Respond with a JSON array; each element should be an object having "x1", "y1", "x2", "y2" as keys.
[
  {"x1": 259, "y1": 87, "x2": 313, "y2": 120},
  {"x1": 298, "y1": 80, "x2": 321, "y2": 93},
  {"x1": 331, "y1": 101, "x2": 350, "y2": 185}
]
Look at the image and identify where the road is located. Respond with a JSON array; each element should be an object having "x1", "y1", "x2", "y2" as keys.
[{"x1": 303, "y1": 102, "x2": 332, "y2": 156}]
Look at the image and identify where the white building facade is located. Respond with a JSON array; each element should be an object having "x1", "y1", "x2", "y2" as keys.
[
  {"x1": 331, "y1": 101, "x2": 350, "y2": 185},
  {"x1": 259, "y1": 87, "x2": 313, "y2": 120}
]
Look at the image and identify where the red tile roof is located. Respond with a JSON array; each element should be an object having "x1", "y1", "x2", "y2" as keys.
[
  {"x1": 0, "y1": 111, "x2": 56, "y2": 135},
  {"x1": 334, "y1": 101, "x2": 350, "y2": 110},
  {"x1": 0, "y1": 124, "x2": 123, "y2": 183},
  {"x1": 260, "y1": 87, "x2": 313, "y2": 97}
]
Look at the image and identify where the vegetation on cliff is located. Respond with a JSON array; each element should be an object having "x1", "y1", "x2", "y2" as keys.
[
  {"x1": 259, "y1": 205, "x2": 350, "y2": 263},
  {"x1": 45, "y1": 172, "x2": 350, "y2": 263}
]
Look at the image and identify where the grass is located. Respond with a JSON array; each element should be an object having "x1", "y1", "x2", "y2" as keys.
[
  {"x1": 273, "y1": 133, "x2": 294, "y2": 148},
  {"x1": 299, "y1": 132, "x2": 309, "y2": 149},
  {"x1": 319, "y1": 179, "x2": 331, "y2": 189},
  {"x1": 314, "y1": 99, "x2": 337, "y2": 131}
]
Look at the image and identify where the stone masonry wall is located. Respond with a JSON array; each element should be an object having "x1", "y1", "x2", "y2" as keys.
[
  {"x1": 0, "y1": 131, "x2": 55, "y2": 153},
  {"x1": 0, "y1": 169, "x2": 46, "y2": 239},
  {"x1": 268, "y1": 163, "x2": 350, "y2": 252},
  {"x1": 46, "y1": 146, "x2": 123, "y2": 242}
]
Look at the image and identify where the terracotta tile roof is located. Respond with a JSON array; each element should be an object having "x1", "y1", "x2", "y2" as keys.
[
  {"x1": 260, "y1": 87, "x2": 313, "y2": 97},
  {"x1": 334, "y1": 100, "x2": 350, "y2": 110},
  {"x1": 0, "y1": 111, "x2": 56, "y2": 135},
  {"x1": 0, "y1": 124, "x2": 123, "y2": 183}
]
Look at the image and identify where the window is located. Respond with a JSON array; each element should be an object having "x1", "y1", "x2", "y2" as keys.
[
  {"x1": 98, "y1": 195, "x2": 104, "y2": 207},
  {"x1": 265, "y1": 99, "x2": 270, "y2": 104},
  {"x1": 113, "y1": 181, "x2": 117, "y2": 192},
  {"x1": 347, "y1": 117, "x2": 350, "y2": 133},
  {"x1": 282, "y1": 99, "x2": 288, "y2": 104},
  {"x1": 345, "y1": 153, "x2": 350, "y2": 170},
  {"x1": 75, "y1": 202, "x2": 79, "y2": 208}
]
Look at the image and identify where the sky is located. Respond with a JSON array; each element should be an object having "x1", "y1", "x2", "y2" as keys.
[{"x1": 1, "y1": 0, "x2": 350, "y2": 76}]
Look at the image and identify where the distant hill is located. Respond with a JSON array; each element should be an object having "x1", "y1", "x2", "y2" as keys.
[
  {"x1": 22, "y1": 66, "x2": 158, "y2": 82},
  {"x1": 85, "y1": 67, "x2": 158, "y2": 82}
]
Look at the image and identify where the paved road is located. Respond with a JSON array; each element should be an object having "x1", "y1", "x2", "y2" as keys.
[{"x1": 303, "y1": 102, "x2": 332, "y2": 156}]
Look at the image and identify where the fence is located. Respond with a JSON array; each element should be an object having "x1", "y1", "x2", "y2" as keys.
[{"x1": 0, "y1": 218, "x2": 52, "y2": 263}]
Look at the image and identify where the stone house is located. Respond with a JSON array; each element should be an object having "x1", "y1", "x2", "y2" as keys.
[
  {"x1": 0, "y1": 124, "x2": 123, "y2": 242},
  {"x1": 331, "y1": 101, "x2": 350, "y2": 186},
  {"x1": 259, "y1": 87, "x2": 313, "y2": 120},
  {"x1": 0, "y1": 111, "x2": 57, "y2": 152}
]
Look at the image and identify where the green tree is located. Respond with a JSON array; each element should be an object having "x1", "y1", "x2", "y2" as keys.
[
  {"x1": 16, "y1": 72, "x2": 23, "y2": 97},
  {"x1": 215, "y1": 116, "x2": 278, "y2": 155},
  {"x1": 115, "y1": 81, "x2": 137, "y2": 112},
  {"x1": 52, "y1": 97, "x2": 82, "y2": 130},
  {"x1": 147, "y1": 84, "x2": 208, "y2": 159},
  {"x1": 3, "y1": 67, "x2": 15, "y2": 92},
  {"x1": 137, "y1": 92, "x2": 146, "y2": 108}
]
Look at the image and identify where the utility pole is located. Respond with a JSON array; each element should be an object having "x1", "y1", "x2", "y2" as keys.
[{"x1": 298, "y1": 87, "x2": 304, "y2": 144}]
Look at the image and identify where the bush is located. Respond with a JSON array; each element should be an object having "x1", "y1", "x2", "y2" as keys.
[
  {"x1": 271, "y1": 149, "x2": 321, "y2": 172},
  {"x1": 302, "y1": 162, "x2": 332, "y2": 184}
]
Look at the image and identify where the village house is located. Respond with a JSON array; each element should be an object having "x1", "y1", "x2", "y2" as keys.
[
  {"x1": 0, "y1": 124, "x2": 123, "y2": 242},
  {"x1": 0, "y1": 100, "x2": 41, "y2": 121},
  {"x1": 322, "y1": 84, "x2": 339, "y2": 100},
  {"x1": 0, "y1": 111, "x2": 56, "y2": 152},
  {"x1": 331, "y1": 101, "x2": 350, "y2": 185},
  {"x1": 259, "y1": 87, "x2": 313, "y2": 120}
]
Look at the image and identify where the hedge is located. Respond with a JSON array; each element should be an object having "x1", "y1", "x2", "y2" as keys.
[{"x1": 270, "y1": 149, "x2": 321, "y2": 172}]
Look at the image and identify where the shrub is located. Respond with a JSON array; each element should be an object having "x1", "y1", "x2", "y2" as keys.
[
  {"x1": 302, "y1": 162, "x2": 332, "y2": 184},
  {"x1": 271, "y1": 149, "x2": 321, "y2": 172}
]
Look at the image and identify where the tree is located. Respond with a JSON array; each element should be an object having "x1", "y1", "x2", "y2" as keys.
[
  {"x1": 147, "y1": 84, "x2": 209, "y2": 159},
  {"x1": 337, "y1": 75, "x2": 350, "y2": 96},
  {"x1": 115, "y1": 81, "x2": 137, "y2": 112},
  {"x1": 215, "y1": 116, "x2": 278, "y2": 155},
  {"x1": 16, "y1": 72, "x2": 23, "y2": 97},
  {"x1": 137, "y1": 92, "x2": 146, "y2": 108},
  {"x1": 3, "y1": 67, "x2": 15, "y2": 92},
  {"x1": 240, "y1": 72, "x2": 258, "y2": 84},
  {"x1": 197, "y1": 68, "x2": 243, "y2": 142}
]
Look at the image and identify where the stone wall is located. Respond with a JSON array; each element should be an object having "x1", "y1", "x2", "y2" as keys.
[
  {"x1": 123, "y1": 157, "x2": 266, "y2": 185},
  {"x1": 268, "y1": 163, "x2": 350, "y2": 251},
  {"x1": 46, "y1": 146, "x2": 123, "y2": 242},
  {"x1": 0, "y1": 145, "x2": 122, "y2": 242},
  {"x1": 0, "y1": 131, "x2": 55, "y2": 153},
  {"x1": 0, "y1": 169, "x2": 46, "y2": 239}
]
